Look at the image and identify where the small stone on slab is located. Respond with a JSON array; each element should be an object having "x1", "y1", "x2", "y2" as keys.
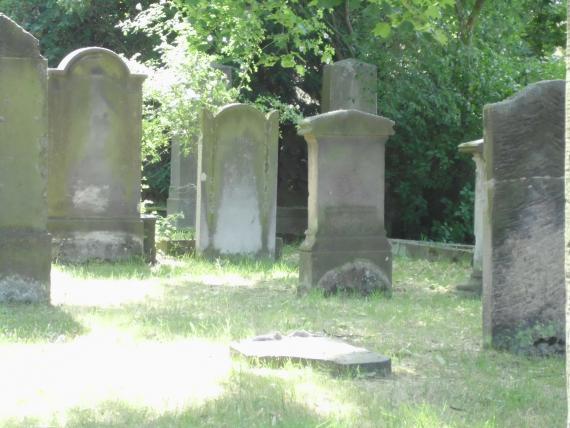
[{"x1": 230, "y1": 332, "x2": 391, "y2": 375}]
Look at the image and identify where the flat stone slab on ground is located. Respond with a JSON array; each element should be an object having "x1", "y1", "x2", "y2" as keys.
[{"x1": 230, "y1": 333, "x2": 391, "y2": 375}]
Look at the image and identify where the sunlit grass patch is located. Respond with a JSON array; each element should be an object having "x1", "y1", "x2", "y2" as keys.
[{"x1": 0, "y1": 247, "x2": 564, "y2": 427}]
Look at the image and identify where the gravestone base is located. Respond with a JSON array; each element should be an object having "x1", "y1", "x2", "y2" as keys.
[
  {"x1": 299, "y1": 235, "x2": 392, "y2": 294},
  {"x1": 231, "y1": 332, "x2": 391, "y2": 375},
  {"x1": 456, "y1": 269, "x2": 482, "y2": 295},
  {"x1": 0, "y1": 230, "x2": 51, "y2": 303},
  {"x1": 49, "y1": 218, "x2": 143, "y2": 263},
  {"x1": 166, "y1": 195, "x2": 195, "y2": 229}
]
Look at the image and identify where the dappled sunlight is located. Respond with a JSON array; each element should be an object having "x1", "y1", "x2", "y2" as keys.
[
  {"x1": 0, "y1": 337, "x2": 231, "y2": 425},
  {"x1": 51, "y1": 269, "x2": 164, "y2": 307}
]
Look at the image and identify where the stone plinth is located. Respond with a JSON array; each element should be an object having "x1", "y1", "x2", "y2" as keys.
[
  {"x1": 47, "y1": 47, "x2": 146, "y2": 262},
  {"x1": 297, "y1": 109, "x2": 394, "y2": 294},
  {"x1": 321, "y1": 59, "x2": 377, "y2": 114},
  {"x1": 483, "y1": 80, "x2": 565, "y2": 354},
  {"x1": 195, "y1": 104, "x2": 279, "y2": 258},
  {"x1": 456, "y1": 139, "x2": 485, "y2": 295},
  {"x1": 231, "y1": 332, "x2": 391, "y2": 375},
  {"x1": 0, "y1": 14, "x2": 51, "y2": 302}
]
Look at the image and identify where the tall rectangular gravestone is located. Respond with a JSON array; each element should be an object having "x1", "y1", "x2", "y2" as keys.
[
  {"x1": 196, "y1": 104, "x2": 278, "y2": 258},
  {"x1": 167, "y1": 64, "x2": 234, "y2": 228},
  {"x1": 483, "y1": 80, "x2": 565, "y2": 354},
  {"x1": 47, "y1": 47, "x2": 146, "y2": 262},
  {"x1": 0, "y1": 14, "x2": 51, "y2": 302},
  {"x1": 297, "y1": 110, "x2": 394, "y2": 294},
  {"x1": 321, "y1": 59, "x2": 377, "y2": 114}
]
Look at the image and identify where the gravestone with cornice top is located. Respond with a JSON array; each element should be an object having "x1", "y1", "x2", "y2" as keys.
[
  {"x1": 456, "y1": 138, "x2": 486, "y2": 295},
  {"x1": 47, "y1": 47, "x2": 146, "y2": 262},
  {"x1": 297, "y1": 110, "x2": 394, "y2": 294},
  {"x1": 0, "y1": 14, "x2": 51, "y2": 302}
]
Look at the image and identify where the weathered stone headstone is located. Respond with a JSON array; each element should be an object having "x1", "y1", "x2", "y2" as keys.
[
  {"x1": 47, "y1": 47, "x2": 146, "y2": 262},
  {"x1": 195, "y1": 104, "x2": 279, "y2": 258},
  {"x1": 231, "y1": 332, "x2": 391, "y2": 375},
  {"x1": 166, "y1": 136, "x2": 198, "y2": 228},
  {"x1": 166, "y1": 64, "x2": 235, "y2": 228},
  {"x1": 0, "y1": 14, "x2": 51, "y2": 302},
  {"x1": 456, "y1": 138, "x2": 486, "y2": 295},
  {"x1": 483, "y1": 80, "x2": 565, "y2": 354},
  {"x1": 297, "y1": 110, "x2": 394, "y2": 294},
  {"x1": 321, "y1": 58, "x2": 377, "y2": 114}
]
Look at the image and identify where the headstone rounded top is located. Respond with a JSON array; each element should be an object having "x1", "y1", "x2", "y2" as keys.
[
  {"x1": 52, "y1": 47, "x2": 146, "y2": 80},
  {"x1": 298, "y1": 109, "x2": 394, "y2": 138},
  {"x1": 0, "y1": 14, "x2": 42, "y2": 58},
  {"x1": 213, "y1": 103, "x2": 278, "y2": 122}
]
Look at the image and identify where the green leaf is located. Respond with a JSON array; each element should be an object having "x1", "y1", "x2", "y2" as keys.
[
  {"x1": 433, "y1": 29, "x2": 448, "y2": 45},
  {"x1": 373, "y1": 22, "x2": 391, "y2": 38},
  {"x1": 280, "y1": 54, "x2": 296, "y2": 68}
]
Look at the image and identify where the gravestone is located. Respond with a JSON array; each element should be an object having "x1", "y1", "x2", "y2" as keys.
[
  {"x1": 321, "y1": 58, "x2": 377, "y2": 114},
  {"x1": 297, "y1": 110, "x2": 394, "y2": 294},
  {"x1": 483, "y1": 80, "x2": 565, "y2": 354},
  {"x1": 0, "y1": 14, "x2": 51, "y2": 302},
  {"x1": 456, "y1": 138, "x2": 485, "y2": 295},
  {"x1": 167, "y1": 64, "x2": 235, "y2": 229},
  {"x1": 47, "y1": 47, "x2": 146, "y2": 262},
  {"x1": 231, "y1": 331, "x2": 391, "y2": 375},
  {"x1": 195, "y1": 104, "x2": 279, "y2": 258}
]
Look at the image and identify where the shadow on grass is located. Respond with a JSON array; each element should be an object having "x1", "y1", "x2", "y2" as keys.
[{"x1": 0, "y1": 304, "x2": 85, "y2": 343}]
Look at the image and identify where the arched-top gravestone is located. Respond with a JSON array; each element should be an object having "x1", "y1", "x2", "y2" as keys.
[
  {"x1": 483, "y1": 80, "x2": 565, "y2": 354},
  {"x1": 195, "y1": 104, "x2": 279, "y2": 258},
  {"x1": 47, "y1": 47, "x2": 146, "y2": 262},
  {"x1": 0, "y1": 14, "x2": 51, "y2": 302}
]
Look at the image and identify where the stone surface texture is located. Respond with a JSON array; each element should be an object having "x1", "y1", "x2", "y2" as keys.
[
  {"x1": 483, "y1": 80, "x2": 565, "y2": 353},
  {"x1": 47, "y1": 47, "x2": 146, "y2": 262},
  {"x1": 196, "y1": 104, "x2": 279, "y2": 258},
  {"x1": 167, "y1": 64, "x2": 234, "y2": 229},
  {"x1": 456, "y1": 138, "x2": 485, "y2": 294},
  {"x1": 166, "y1": 136, "x2": 198, "y2": 228},
  {"x1": 231, "y1": 332, "x2": 391, "y2": 375},
  {"x1": 297, "y1": 109, "x2": 394, "y2": 293},
  {"x1": 0, "y1": 14, "x2": 51, "y2": 303},
  {"x1": 321, "y1": 59, "x2": 377, "y2": 114}
]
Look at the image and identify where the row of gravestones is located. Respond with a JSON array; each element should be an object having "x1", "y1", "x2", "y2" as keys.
[
  {"x1": 0, "y1": 14, "x2": 564, "y2": 356},
  {"x1": 458, "y1": 80, "x2": 565, "y2": 355},
  {"x1": 0, "y1": 14, "x2": 395, "y2": 301}
]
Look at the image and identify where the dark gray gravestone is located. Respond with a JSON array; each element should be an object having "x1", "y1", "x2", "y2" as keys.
[
  {"x1": 231, "y1": 332, "x2": 391, "y2": 375},
  {"x1": 483, "y1": 80, "x2": 565, "y2": 354},
  {"x1": 0, "y1": 14, "x2": 51, "y2": 303}
]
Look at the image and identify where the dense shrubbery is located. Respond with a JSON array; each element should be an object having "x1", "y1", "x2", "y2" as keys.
[{"x1": 0, "y1": 0, "x2": 565, "y2": 242}]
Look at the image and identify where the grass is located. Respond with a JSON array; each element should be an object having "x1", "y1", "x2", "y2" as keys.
[{"x1": 0, "y1": 246, "x2": 565, "y2": 427}]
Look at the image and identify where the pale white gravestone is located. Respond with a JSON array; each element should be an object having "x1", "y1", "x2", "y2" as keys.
[{"x1": 195, "y1": 104, "x2": 279, "y2": 258}]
